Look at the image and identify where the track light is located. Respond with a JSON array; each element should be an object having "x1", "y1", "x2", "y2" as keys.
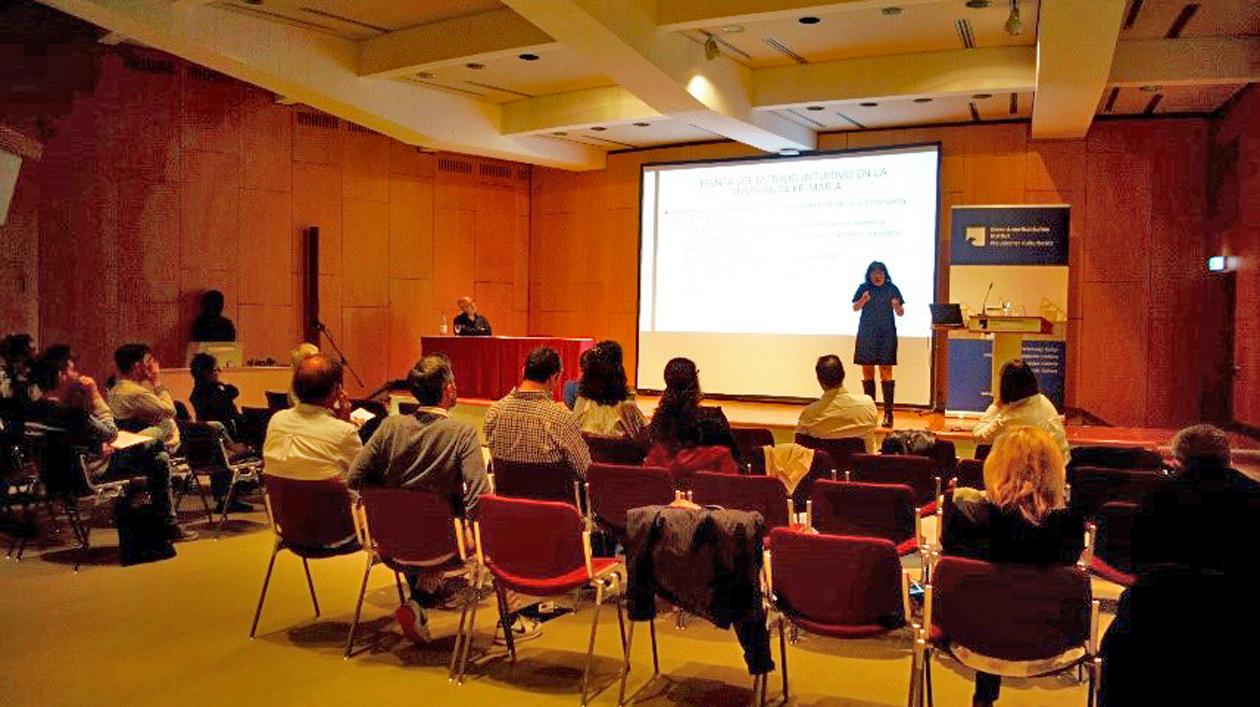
[
  {"x1": 704, "y1": 34, "x2": 720, "y2": 60},
  {"x1": 1004, "y1": 2, "x2": 1022, "y2": 35}
]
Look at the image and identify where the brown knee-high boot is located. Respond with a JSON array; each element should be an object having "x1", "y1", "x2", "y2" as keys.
[{"x1": 881, "y1": 380, "x2": 895, "y2": 428}]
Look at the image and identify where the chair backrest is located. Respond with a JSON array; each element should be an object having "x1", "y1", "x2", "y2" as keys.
[
  {"x1": 174, "y1": 400, "x2": 192, "y2": 421},
  {"x1": 794, "y1": 434, "x2": 866, "y2": 473},
  {"x1": 361, "y1": 487, "x2": 460, "y2": 568},
  {"x1": 397, "y1": 401, "x2": 420, "y2": 416},
  {"x1": 183, "y1": 421, "x2": 228, "y2": 472},
  {"x1": 1093, "y1": 501, "x2": 1140, "y2": 576},
  {"x1": 974, "y1": 444, "x2": 992, "y2": 461},
  {"x1": 1067, "y1": 445, "x2": 1166, "y2": 471},
  {"x1": 931, "y1": 556, "x2": 1091, "y2": 662},
  {"x1": 747, "y1": 445, "x2": 835, "y2": 512},
  {"x1": 351, "y1": 398, "x2": 389, "y2": 420},
  {"x1": 730, "y1": 427, "x2": 775, "y2": 463},
  {"x1": 263, "y1": 475, "x2": 359, "y2": 551},
  {"x1": 933, "y1": 438, "x2": 958, "y2": 476},
  {"x1": 645, "y1": 444, "x2": 740, "y2": 490},
  {"x1": 265, "y1": 390, "x2": 290, "y2": 412},
  {"x1": 808, "y1": 480, "x2": 916, "y2": 545},
  {"x1": 954, "y1": 458, "x2": 985, "y2": 489},
  {"x1": 692, "y1": 471, "x2": 791, "y2": 528},
  {"x1": 587, "y1": 463, "x2": 673, "y2": 536},
  {"x1": 851, "y1": 453, "x2": 939, "y2": 506},
  {"x1": 476, "y1": 494, "x2": 586, "y2": 581},
  {"x1": 583, "y1": 433, "x2": 647, "y2": 466},
  {"x1": 490, "y1": 458, "x2": 578, "y2": 506},
  {"x1": 1067, "y1": 466, "x2": 1167, "y2": 519},
  {"x1": 24, "y1": 429, "x2": 87, "y2": 498},
  {"x1": 770, "y1": 528, "x2": 903, "y2": 629}
]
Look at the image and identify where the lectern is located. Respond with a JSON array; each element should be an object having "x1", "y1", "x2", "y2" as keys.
[{"x1": 966, "y1": 315, "x2": 1053, "y2": 396}]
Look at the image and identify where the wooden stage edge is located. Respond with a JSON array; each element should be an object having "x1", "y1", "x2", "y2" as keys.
[{"x1": 450, "y1": 394, "x2": 1260, "y2": 453}]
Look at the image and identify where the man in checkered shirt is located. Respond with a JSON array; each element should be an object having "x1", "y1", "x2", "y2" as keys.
[{"x1": 485, "y1": 347, "x2": 591, "y2": 479}]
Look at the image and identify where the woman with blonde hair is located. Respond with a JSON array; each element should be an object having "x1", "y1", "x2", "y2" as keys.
[{"x1": 943, "y1": 426, "x2": 1085, "y2": 707}]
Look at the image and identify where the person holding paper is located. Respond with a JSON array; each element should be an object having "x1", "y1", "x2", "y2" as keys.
[
  {"x1": 852, "y1": 261, "x2": 904, "y2": 428},
  {"x1": 25, "y1": 345, "x2": 195, "y2": 541}
]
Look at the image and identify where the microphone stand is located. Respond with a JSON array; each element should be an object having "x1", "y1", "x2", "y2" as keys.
[{"x1": 315, "y1": 321, "x2": 365, "y2": 388}]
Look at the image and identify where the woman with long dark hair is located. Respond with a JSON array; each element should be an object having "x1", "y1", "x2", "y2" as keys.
[
  {"x1": 852, "y1": 261, "x2": 904, "y2": 428},
  {"x1": 573, "y1": 341, "x2": 648, "y2": 447},
  {"x1": 647, "y1": 357, "x2": 739, "y2": 464}
]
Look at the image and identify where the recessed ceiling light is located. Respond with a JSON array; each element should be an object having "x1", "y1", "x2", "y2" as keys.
[
  {"x1": 552, "y1": 132, "x2": 567, "y2": 136},
  {"x1": 798, "y1": 16, "x2": 821, "y2": 24},
  {"x1": 633, "y1": 122, "x2": 651, "y2": 127},
  {"x1": 806, "y1": 105, "x2": 825, "y2": 111},
  {"x1": 243, "y1": 0, "x2": 262, "y2": 4},
  {"x1": 1140, "y1": 85, "x2": 1163, "y2": 92},
  {"x1": 972, "y1": 93, "x2": 993, "y2": 99},
  {"x1": 860, "y1": 102, "x2": 879, "y2": 107},
  {"x1": 722, "y1": 25, "x2": 745, "y2": 33},
  {"x1": 913, "y1": 97, "x2": 933, "y2": 103},
  {"x1": 965, "y1": 0, "x2": 992, "y2": 8},
  {"x1": 779, "y1": 148, "x2": 800, "y2": 156},
  {"x1": 591, "y1": 126, "x2": 607, "y2": 131},
  {"x1": 518, "y1": 53, "x2": 540, "y2": 61},
  {"x1": 416, "y1": 72, "x2": 435, "y2": 79},
  {"x1": 882, "y1": 7, "x2": 903, "y2": 15},
  {"x1": 465, "y1": 62, "x2": 485, "y2": 70}
]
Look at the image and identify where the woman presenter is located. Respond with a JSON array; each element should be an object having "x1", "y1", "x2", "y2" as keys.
[{"x1": 852, "y1": 261, "x2": 904, "y2": 428}]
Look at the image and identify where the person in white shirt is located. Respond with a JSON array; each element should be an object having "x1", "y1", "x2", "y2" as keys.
[
  {"x1": 263, "y1": 354, "x2": 362, "y2": 482},
  {"x1": 795, "y1": 354, "x2": 880, "y2": 452},
  {"x1": 973, "y1": 359, "x2": 1070, "y2": 461}
]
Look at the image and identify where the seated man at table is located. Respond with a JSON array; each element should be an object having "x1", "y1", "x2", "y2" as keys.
[
  {"x1": 453, "y1": 296, "x2": 492, "y2": 336},
  {"x1": 348, "y1": 353, "x2": 490, "y2": 642},
  {"x1": 485, "y1": 347, "x2": 590, "y2": 480},
  {"x1": 795, "y1": 354, "x2": 878, "y2": 452},
  {"x1": 263, "y1": 355, "x2": 362, "y2": 481}
]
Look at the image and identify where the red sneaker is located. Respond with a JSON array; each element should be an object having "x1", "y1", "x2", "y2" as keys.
[{"x1": 395, "y1": 600, "x2": 431, "y2": 643}]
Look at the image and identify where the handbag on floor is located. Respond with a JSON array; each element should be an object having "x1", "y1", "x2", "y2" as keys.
[{"x1": 114, "y1": 489, "x2": 176, "y2": 566}]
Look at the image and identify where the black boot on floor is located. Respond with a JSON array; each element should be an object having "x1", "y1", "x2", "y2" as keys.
[
  {"x1": 881, "y1": 380, "x2": 895, "y2": 428},
  {"x1": 862, "y1": 379, "x2": 876, "y2": 401}
]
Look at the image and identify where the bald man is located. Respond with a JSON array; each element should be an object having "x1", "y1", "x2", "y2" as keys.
[
  {"x1": 263, "y1": 354, "x2": 362, "y2": 481},
  {"x1": 453, "y1": 297, "x2": 492, "y2": 336}
]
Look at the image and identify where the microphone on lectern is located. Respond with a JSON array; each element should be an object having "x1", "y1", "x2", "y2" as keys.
[{"x1": 980, "y1": 282, "x2": 995, "y2": 316}]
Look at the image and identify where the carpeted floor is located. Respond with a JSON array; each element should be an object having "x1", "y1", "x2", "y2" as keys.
[{"x1": 0, "y1": 499, "x2": 1118, "y2": 707}]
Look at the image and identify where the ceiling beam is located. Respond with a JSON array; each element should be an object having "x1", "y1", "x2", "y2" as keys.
[
  {"x1": 656, "y1": 0, "x2": 945, "y2": 32},
  {"x1": 502, "y1": 86, "x2": 659, "y2": 135},
  {"x1": 1108, "y1": 37, "x2": 1260, "y2": 88},
  {"x1": 502, "y1": 0, "x2": 815, "y2": 152},
  {"x1": 37, "y1": 0, "x2": 604, "y2": 169},
  {"x1": 753, "y1": 46, "x2": 1036, "y2": 108},
  {"x1": 1032, "y1": 0, "x2": 1127, "y2": 139},
  {"x1": 357, "y1": 8, "x2": 557, "y2": 80}
]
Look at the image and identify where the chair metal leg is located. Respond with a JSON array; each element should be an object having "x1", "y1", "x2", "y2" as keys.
[
  {"x1": 615, "y1": 598, "x2": 627, "y2": 653},
  {"x1": 393, "y1": 571, "x2": 406, "y2": 605},
  {"x1": 923, "y1": 648, "x2": 934, "y2": 707},
  {"x1": 449, "y1": 569, "x2": 479, "y2": 681},
  {"x1": 301, "y1": 557, "x2": 320, "y2": 617},
  {"x1": 618, "y1": 619, "x2": 635, "y2": 706},
  {"x1": 249, "y1": 540, "x2": 281, "y2": 638},
  {"x1": 344, "y1": 554, "x2": 374, "y2": 659},
  {"x1": 908, "y1": 640, "x2": 922, "y2": 707},
  {"x1": 456, "y1": 577, "x2": 484, "y2": 684},
  {"x1": 1088, "y1": 657, "x2": 1100, "y2": 707},
  {"x1": 495, "y1": 583, "x2": 517, "y2": 662},
  {"x1": 580, "y1": 586, "x2": 604, "y2": 706},
  {"x1": 648, "y1": 617, "x2": 659, "y2": 674},
  {"x1": 778, "y1": 617, "x2": 789, "y2": 700}
]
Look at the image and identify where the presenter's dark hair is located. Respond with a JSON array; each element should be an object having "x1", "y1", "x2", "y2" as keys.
[
  {"x1": 408, "y1": 354, "x2": 453, "y2": 406},
  {"x1": 997, "y1": 359, "x2": 1038, "y2": 405},
  {"x1": 864, "y1": 261, "x2": 892, "y2": 284},
  {"x1": 189, "y1": 353, "x2": 217, "y2": 380},
  {"x1": 292, "y1": 354, "x2": 342, "y2": 404},
  {"x1": 579, "y1": 341, "x2": 630, "y2": 406},
  {"x1": 815, "y1": 355, "x2": 845, "y2": 389},
  {"x1": 30, "y1": 345, "x2": 75, "y2": 392},
  {"x1": 114, "y1": 343, "x2": 152, "y2": 375},
  {"x1": 523, "y1": 347, "x2": 562, "y2": 383}
]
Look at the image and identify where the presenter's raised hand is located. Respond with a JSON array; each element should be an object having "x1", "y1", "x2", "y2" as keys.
[{"x1": 891, "y1": 297, "x2": 904, "y2": 316}]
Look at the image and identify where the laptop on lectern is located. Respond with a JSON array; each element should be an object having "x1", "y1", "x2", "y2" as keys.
[{"x1": 929, "y1": 303, "x2": 964, "y2": 328}]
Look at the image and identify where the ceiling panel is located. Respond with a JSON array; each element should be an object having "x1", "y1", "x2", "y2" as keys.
[
  {"x1": 687, "y1": 1, "x2": 1039, "y2": 68},
  {"x1": 539, "y1": 119, "x2": 720, "y2": 149},
  {"x1": 1119, "y1": 0, "x2": 1260, "y2": 40},
  {"x1": 214, "y1": 0, "x2": 508, "y2": 39},
  {"x1": 402, "y1": 46, "x2": 613, "y2": 103},
  {"x1": 768, "y1": 91, "x2": 1035, "y2": 131},
  {"x1": 1097, "y1": 83, "x2": 1246, "y2": 115}
]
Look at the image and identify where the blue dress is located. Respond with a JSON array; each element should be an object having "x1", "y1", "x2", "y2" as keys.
[{"x1": 853, "y1": 282, "x2": 903, "y2": 365}]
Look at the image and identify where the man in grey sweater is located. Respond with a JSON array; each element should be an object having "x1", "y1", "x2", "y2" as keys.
[{"x1": 347, "y1": 353, "x2": 490, "y2": 643}]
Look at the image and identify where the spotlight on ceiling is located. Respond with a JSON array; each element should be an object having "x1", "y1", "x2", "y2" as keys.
[
  {"x1": 798, "y1": 16, "x2": 821, "y2": 24},
  {"x1": 1004, "y1": 1, "x2": 1022, "y2": 35},
  {"x1": 704, "y1": 34, "x2": 720, "y2": 60},
  {"x1": 860, "y1": 102, "x2": 879, "y2": 107}
]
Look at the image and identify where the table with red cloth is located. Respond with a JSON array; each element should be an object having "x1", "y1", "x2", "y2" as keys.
[{"x1": 420, "y1": 336, "x2": 594, "y2": 402}]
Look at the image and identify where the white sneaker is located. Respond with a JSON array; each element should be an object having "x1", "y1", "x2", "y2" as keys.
[
  {"x1": 493, "y1": 615, "x2": 542, "y2": 645},
  {"x1": 395, "y1": 600, "x2": 431, "y2": 643}
]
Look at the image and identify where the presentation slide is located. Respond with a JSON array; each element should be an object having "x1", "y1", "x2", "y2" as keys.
[{"x1": 638, "y1": 145, "x2": 940, "y2": 403}]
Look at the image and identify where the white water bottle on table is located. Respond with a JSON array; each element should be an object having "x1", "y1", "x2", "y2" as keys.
[{"x1": 439, "y1": 313, "x2": 448, "y2": 335}]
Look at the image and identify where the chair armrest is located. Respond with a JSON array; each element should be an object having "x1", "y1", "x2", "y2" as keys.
[
  {"x1": 583, "y1": 529, "x2": 594, "y2": 579},
  {"x1": 1079, "y1": 522, "x2": 1096, "y2": 571},
  {"x1": 1089, "y1": 599, "x2": 1100, "y2": 655},
  {"x1": 454, "y1": 518, "x2": 468, "y2": 562},
  {"x1": 351, "y1": 496, "x2": 370, "y2": 549},
  {"x1": 473, "y1": 520, "x2": 485, "y2": 566},
  {"x1": 487, "y1": 471, "x2": 495, "y2": 494},
  {"x1": 901, "y1": 569, "x2": 916, "y2": 629}
]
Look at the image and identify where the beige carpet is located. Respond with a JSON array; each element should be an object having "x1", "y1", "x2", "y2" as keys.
[{"x1": 0, "y1": 504, "x2": 1115, "y2": 707}]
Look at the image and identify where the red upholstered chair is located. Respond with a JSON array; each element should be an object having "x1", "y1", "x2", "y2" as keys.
[
  {"x1": 583, "y1": 433, "x2": 648, "y2": 466},
  {"x1": 264, "y1": 390, "x2": 290, "y2": 413},
  {"x1": 915, "y1": 556, "x2": 1101, "y2": 707},
  {"x1": 731, "y1": 427, "x2": 775, "y2": 464},
  {"x1": 691, "y1": 471, "x2": 793, "y2": 530},
  {"x1": 1067, "y1": 445, "x2": 1166, "y2": 472},
  {"x1": 586, "y1": 463, "x2": 674, "y2": 542},
  {"x1": 767, "y1": 528, "x2": 915, "y2": 701},
  {"x1": 1067, "y1": 466, "x2": 1167, "y2": 520},
  {"x1": 489, "y1": 458, "x2": 584, "y2": 508},
  {"x1": 952, "y1": 458, "x2": 985, "y2": 490},
  {"x1": 465, "y1": 495, "x2": 624, "y2": 705},
  {"x1": 351, "y1": 488, "x2": 474, "y2": 661},
  {"x1": 1086, "y1": 501, "x2": 1139, "y2": 586},
  {"x1": 932, "y1": 439, "x2": 958, "y2": 477},
  {"x1": 747, "y1": 445, "x2": 836, "y2": 513},
  {"x1": 795, "y1": 434, "x2": 866, "y2": 474},
  {"x1": 249, "y1": 476, "x2": 362, "y2": 639},
  {"x1": 644, "y1": 444, "x2": 741, "y2": 490},
  {"x1": 851, "y1": 453, "x2": 941, "y2": 513},
  {"x1": 807, "y1": 479, "x2": 922, "y2": 557}
]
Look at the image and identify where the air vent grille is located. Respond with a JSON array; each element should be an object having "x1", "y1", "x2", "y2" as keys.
[
  {"x1": 763, "y1": 38, "x2": 808, "y2": 65},
  {"x1": 122, "y1": 55, "x2": 175, "y2": 75},
  {"x1": 438, "y1": 158, "x2": 473, "y2": 174},
  {"x1": 188, "y1": 66, "x2": 230, "y2": 82},
  {"x1": 516, "y1": 167, "x2": 531, "y2": 181},
  {"x1": 479, "y1": 164, "x2": 513, "y2": 179},
  {"x1": 296, "y1": 112, "x2": 339, "y2": 129},
  {"x1": 347, "y1": 123, "x2": 377, "y2": 134}
]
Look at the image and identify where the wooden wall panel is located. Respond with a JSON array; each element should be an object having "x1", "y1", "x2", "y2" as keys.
[
  {"x1": 238, "y1": 189, "x2": 293, "y2": 305},
  {"x1": 1079, "y1": 282, "x2": 1149, "y2": 426},
  {"x1": 388, "y1": 174, "x2": 434, "y2": 278},
  {"x1": 433, "y1": 208, "x2": 475, "y2": 311},
  {"x1": 474, "y1": 187, "x2": 516, "y2": 283},
  {"x1": 341, "y1": 306, "x2": 390, "y2": 396},
  {"x1": 1083, "y1": 153, "x2": 1150, "y2": 283},
  {"x1": 103, "y1": 54, "x2": 180, "y2": 183},
  {"x1": 118, "y1": 180, "x2": 179, "y2": 303},
  {"x1": 292, "y1": 161, "x2": 343, "y2": 275},
  {"x1": 343, "y1": 128, "x2": 391, "y2": 202},
  {"x1": 241, "y1": 92, "x2": 292, "y2": 193},
  {"x1": 342, "y1": 200, "x2": 390, "y2": 307},
  {"x1": 181, "y1": 70, "x2": 242, "y2": 155},
  {"x1": 117, "y1": 302, "x2": 181, "y2": 367},
  {"x1": 0, "y1": 159, "x2": 40, "y2": 335},
  {"x1": 389, "y1": 141, "x2": 435, "y2": 177},
  {"x1": 180, "y1": 149, "x2": 240, "y2": 271},
  {"x1": 388, "y1": 278, "x2": 433, "y2": 374},
  {"x1": 237, "y1": 304, "x2": 296, "y2": 364},
  {"x1": 293, "y1": 112, "x2": 343, "y2": 165}
]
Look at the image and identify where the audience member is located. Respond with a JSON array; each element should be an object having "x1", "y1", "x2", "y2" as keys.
[
  {"x1": 485, "y1": 347, "x2": 590, "y2": 479},
  {"x1": 108, "y1": 344, "x2": 180, "y2": 455},
  {"x1": 0, "y1": 333, "x2": 36, "y2": 402},
  {"x1": 943, "y1": 426, "x2": 1084, "y2": 707},
  {"x1": 27, "y1": 345, "x2": 194, "y2": 541},
  {"x1": 263, "y1": 354, "x2": 362, "y2": 481},
  {"x1": 562, "y1": 347, "x2": 593, "y2": 411},
  {"x1": 190, "y1": 289, "x2": 236, "y2": 342},
  {"x1": 973, "y1": 359, "x2": 1070, "y2": 460},
  {"x1": 348, "y1": 353, "x2": 490, "y2": 642},
  {"x1": 646, "y1": 357, "x2": 741, "y2": 474},
  {"x1": 287, "y1": 342, "x2": 320, "y2": 406},
  {"x1": 189, "y1": 353, "x2": 243, "y2": 440},
  {"x1": 453, "y1": 296, "x2": 492, "y2": 336},
  {"x1": 795, "y1": 354, "x2": 878, "y2": 451},
  {"x1": 573, "y1": 342, "x2": 648, "y2": 448}
]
